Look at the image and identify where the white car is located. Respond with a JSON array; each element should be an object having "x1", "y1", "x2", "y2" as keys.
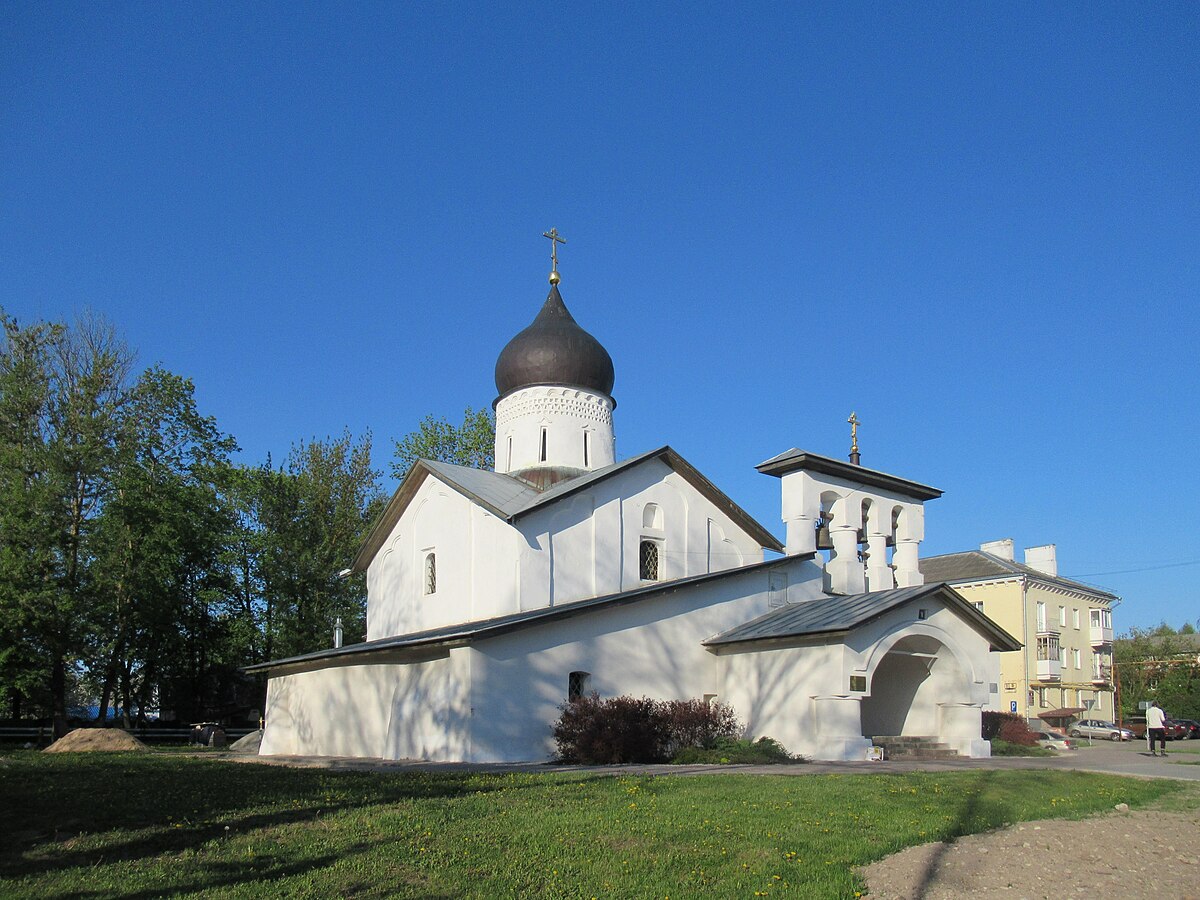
[
  {"x1": 1068, "y1": 719, "x2": 1134, "y2": 742},
  {"x1": 1035, "y1": 732, "x2": 1073, "y2": 751}
]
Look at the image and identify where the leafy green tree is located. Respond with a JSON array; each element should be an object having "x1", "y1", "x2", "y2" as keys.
[
  {"x1": 0, "y1": 310, "x2": 133, "y2": 733},
  {"x1": 1115, "y1": 626, "x2": 1200, "y2": 721},
  {"x1": 88, "y1": 366, "x2": 238, "y2": 724},
  {"x1": 254, "y1": 432, "x2": 385, "y2": 660},
  {"x1": 391, "y1": 407, "x2": 495, "y2": 479}
]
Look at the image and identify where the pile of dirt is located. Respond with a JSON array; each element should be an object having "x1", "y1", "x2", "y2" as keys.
[
  {"x1": 858, "y1": 806, "x2": 1200, "y2": 898},
  {"x1": 44, "y1": 728, "x2": 150, "y2": 753}
]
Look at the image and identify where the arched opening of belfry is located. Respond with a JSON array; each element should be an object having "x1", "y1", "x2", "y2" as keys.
[{"x1": 859, "y1": 635, "x2": 968, "y2": 739}]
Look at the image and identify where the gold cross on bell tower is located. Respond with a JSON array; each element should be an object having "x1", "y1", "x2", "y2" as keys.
[
  {"x1": 848, "y1": 411, "x2": 861, "y2": 466},
  {"x1": 543, "y1": 227, "x2": 566, "y2": 285}
]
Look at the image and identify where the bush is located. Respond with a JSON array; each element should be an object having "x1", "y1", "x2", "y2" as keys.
[
  {"x1": 672, "y1": 736, "x2": 796, "y2": 764},
  {"x1": 981, "y1": 710, "x2": 1025, "y2": 741},
  {"x1": 552, "y1": 695, "x2": 742, "y2": 764},
  {"x1": 660, "y1": 699, "x2": 739, "y2": 756},
  {"x1": 997, "y1": 718, "x2": 1040, "y2": 747},
  {"x1": 553, "y1": 695, "x2": 667, "y2": 764},
  {"x1": 990, "y1": 739, "x2": 1054, "y2": 757}
]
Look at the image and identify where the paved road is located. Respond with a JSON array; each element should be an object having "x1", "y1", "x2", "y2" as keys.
[{"x1": 219, "y1": 736, "x2": 1200, "y2": 780}]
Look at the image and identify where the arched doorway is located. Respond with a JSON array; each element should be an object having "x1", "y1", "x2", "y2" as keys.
[{"x1": 860, "y1": 634, "x2": 970, "y2": 740}]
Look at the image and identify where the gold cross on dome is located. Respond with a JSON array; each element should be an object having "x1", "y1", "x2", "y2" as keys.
[
  {"x1": 848, "y1": 411, "x2": 860, "y2": 455},
  {"x1": 543, "y1": 227, "x2": 566, "y2": 282}
]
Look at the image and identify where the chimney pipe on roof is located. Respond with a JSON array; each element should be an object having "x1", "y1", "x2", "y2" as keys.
[{"x1": 980, "y1": 538, "x2": 1015, "y2": 561}]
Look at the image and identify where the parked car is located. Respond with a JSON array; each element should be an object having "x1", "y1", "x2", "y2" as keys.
[
  {"x1": 1068, "y1": 719, "x2": 1134, "y2": 742},
  {"x1": 1175, "y1": 719, "x2": 1200, "y2": 740},
  {"x1": 1127, "y1": 716, "x2": 1188, "y2": 741},
  {"x1": 1034, "y1": 732, "x2": 1073, "y2": 751}
]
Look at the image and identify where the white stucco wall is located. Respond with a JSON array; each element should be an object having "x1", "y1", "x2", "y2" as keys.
[
  {"x1": 259, "y1": 649, "x2": 473, "y2": 761},
  {"x1": 464, "y1": 555, "x2": 825, "y2": 762},
  {"x1": 515, "y1": 459, "x2": 765, "y2": 610},
  {"x1": 366, "y1": 477, "x2": 522, "y2": 640},
  {"x1": 365, "y1": 460, "x2": 770, "y2": 641}
]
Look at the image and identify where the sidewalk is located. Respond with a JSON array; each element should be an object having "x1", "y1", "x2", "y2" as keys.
[{"x1": 212, "y1": 738, "x2": 1200, "y2": 781}]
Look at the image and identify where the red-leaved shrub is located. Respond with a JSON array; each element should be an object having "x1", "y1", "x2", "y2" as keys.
[
  {"x1": 553, "y1": 695, "x2": 741, "y2": 764},
  {"x1": 997, "y1": 717, "x2": 1040, "y2": 746}
]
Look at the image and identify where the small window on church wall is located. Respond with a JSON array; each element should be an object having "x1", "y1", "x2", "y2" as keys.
[
  {"x1": 583, "y1": 430, "x2": 590, "y2": 467},
  {"x1": 642, "y1": 503, "x2": 663, "y2": 530},
  {"x1": 568, "y1": 671, "x2": 591, "y2": 701},
  {"x1": 423, "y1": 552, "x2": 436, "y2": 595},
  {"x1": 506, "y1": 436, "x2": 513, "y2": 470},
  {"x1": 768, "y1": 571, "x2": 788, "y2": 608},
  {"x1": 639, "y1": 540, "x2": 660, "y2": 581},
  {"x1": 539, "y1": 427, "x2": 548, "y2": 462}
]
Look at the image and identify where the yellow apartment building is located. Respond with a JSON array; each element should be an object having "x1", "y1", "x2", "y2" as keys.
[{"x1": 920, "y1": 539, "x2": 1118, "y2": 723}]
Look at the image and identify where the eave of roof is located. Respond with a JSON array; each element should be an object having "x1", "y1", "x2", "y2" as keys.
[
  {"x1": 704, "y1": 582, "x2": 1022, "y2": 652},
  {"x1": 246, "y1": 555, "x2": 813, "y2": 674},
  {"x1": 755, "y1": 449, "x2": 942, "y2": 501}
]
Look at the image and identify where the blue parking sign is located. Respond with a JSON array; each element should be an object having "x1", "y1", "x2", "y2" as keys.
[{"x1": 1010, "y1": 701, "x2": 1017, "y2": 713}]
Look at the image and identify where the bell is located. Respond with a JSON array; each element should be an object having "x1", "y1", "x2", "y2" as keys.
[{"x1": 815, "y1": 522, "x2": 833, "y2": 550}]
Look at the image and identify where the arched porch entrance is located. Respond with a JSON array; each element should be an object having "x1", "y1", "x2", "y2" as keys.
[{"x1": 860, "y1": 634, "x2": 981, "y2": 755}]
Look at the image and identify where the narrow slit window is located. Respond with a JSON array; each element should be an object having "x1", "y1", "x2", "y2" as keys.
[
  {"x1": 539, "y1": 427, "x2": 548, "y2": 462},
  {"x1": 639, "y1": 540, "x2": 659, "y2": 581},
  {"x1": 583, "y1": 430, "x2": 590, "y2": 467},
  {"x1": 423, "y1": 552, "x2": 436, "y2": 595},
  {"x1": 507, "y1": 435, "x2": 513, "y2": 470}
]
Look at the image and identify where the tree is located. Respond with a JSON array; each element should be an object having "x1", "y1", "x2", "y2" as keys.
[
  {"x1": 1115, "y1": 626, "x2": 1200, "y2": 722},
  {"x1": 254, "y1": 432, "x2": 385, "y2": 660},
  {"x1": 0, "y1": 310, "x2": 133, "y2": 733},
  {"x1": 391, "y1": 407, "x2": 495, "y2": 479},
  {"x1": 88, "y1": 366, "x2": 239, "y2": 724}
]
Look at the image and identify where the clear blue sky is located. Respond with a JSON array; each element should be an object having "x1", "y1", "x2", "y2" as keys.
[{"x1": 3, "y1": 4, "x2": 1197, "y2": 632}]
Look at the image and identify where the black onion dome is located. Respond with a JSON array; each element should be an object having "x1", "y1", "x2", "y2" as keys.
[{"x1": 494, "y1": 284, "x2": 615, "y2": 399}]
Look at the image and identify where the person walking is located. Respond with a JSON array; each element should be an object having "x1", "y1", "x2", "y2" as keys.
[{"x1": 1146, "y1": 700, "x2": 1168, "y2": 756}]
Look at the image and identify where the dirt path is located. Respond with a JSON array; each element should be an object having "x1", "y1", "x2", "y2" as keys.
[{"x1": 858, "y1": 805, "x2": 1200, "y2": 899}]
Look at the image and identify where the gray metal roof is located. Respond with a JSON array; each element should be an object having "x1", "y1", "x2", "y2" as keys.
[
  {"x1": 247, "y1": 555, "x2": 804, "y2": 673},
  {"x1": 421, "y1": 459, "x2": 543, "y2": 517},
  {"x1": 755, "y1": 448, "x2": 942, "y2": 501},
  {"x1": 918, "y1": 551, "x2": 1118, "y2": 601},
  {"x1": 704, "y1": 582, "x2": 1022, "y2": 651}
]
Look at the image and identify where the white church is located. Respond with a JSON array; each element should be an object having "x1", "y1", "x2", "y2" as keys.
[{"x1": 251, "y1": 243, "x2": 1019, "y2": 763}]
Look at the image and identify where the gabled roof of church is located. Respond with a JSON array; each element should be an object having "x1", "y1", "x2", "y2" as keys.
[
  {"x1": 352, "y1": 446, "x2": 783, "y2": 572},
  {"x1": 246, "y1": 555, "x2": 809, "y2": 673},
  {"x1": 512, "y1": 446, "x2": 782, "y2": 551},
  {"x1": 919, "y1": 550, "x2": 1118, "y2": 601},
  {"x1": 703, "y1": 582, "x2": 1022, "y2": 652}
]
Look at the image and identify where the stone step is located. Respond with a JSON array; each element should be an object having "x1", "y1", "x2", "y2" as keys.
[{"x1": 871, "y1": 735, "x2": 961, "y2": 760}]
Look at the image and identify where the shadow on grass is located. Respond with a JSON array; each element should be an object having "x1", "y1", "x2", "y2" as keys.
[{"x1": 0, "y1": 751, "x2": 599, "y2": 888}]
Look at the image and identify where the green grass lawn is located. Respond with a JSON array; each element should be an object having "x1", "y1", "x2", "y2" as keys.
[{"x1": 0, "y1": 752, "x2": 1181, "y2": 899}]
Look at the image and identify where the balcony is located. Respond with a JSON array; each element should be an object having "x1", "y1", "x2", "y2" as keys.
[
  {"x1": 1037, "y1": 658, "x2": 1062, "y2": 681},
  {"x1": 1035, "y1": 630, "x2": 1061, "y2": 681},
  {"x1": 1090, "y1": 624, "x2": 1113, "y2": 647},
  {"x1": 1091, "y1": 664, "x2": 1112, "y2": 684}
]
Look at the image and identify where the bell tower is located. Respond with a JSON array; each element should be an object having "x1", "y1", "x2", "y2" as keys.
[{"x1": 757, "y1": 444, "x2": 942, "y2": 594}]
